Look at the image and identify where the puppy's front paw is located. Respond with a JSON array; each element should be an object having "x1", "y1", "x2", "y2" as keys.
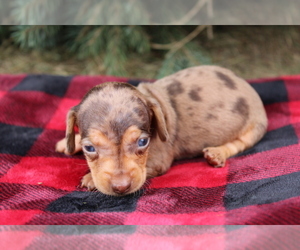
[
  {"x1": 55, "y1": 134, "x2": 82, "y2": 155},
  {"x1": 81, "y1": 173, "x2": 96, "y2": 191},
  {"x1": 203, "y1": 147, "x2": 226, "y2": 168},
  {"x1": 55, "y1": 138, "x2": 70, "y2": 155}
]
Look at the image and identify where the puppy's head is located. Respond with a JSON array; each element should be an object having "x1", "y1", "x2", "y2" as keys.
[{"x1": 66, "y1": 82, "x2": 168, "y2": 196}]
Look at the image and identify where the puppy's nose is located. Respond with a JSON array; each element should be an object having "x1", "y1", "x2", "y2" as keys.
[{"x1": 112, "y1": 183, "x2": 131, "y2": 194}]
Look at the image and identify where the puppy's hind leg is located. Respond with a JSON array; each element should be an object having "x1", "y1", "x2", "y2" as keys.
[
  {"x1": 55, "y1": 134, "x2": 82, "y2": 155},
  {"x1": 203, "y1": 123, "x2": 267, "y2": 168}
]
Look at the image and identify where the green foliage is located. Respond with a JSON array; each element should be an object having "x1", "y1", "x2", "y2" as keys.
[
  {"x1": 144, "y1": 0, "x2": 197, "y2": 24},
  {"x1": 4, "y1": 25, "x2": 211, "y2": 76},
  {"x1": 67, "y1": 26, "x2": 151, "y2": 76},
  {"x1": 148, "y1": 26, "x2": 211, "y2": 78},
  {"x1": 146, "y1": 26, "x2": 185, "y2": 44},
  {"x1": 71, "y1": 0, "x2": 150, "y2": 25},
  {"x1": 11, "y1": 0, "x2": 59, "y2": 24},
  {"x1": 0, "y1": 0, "x2": 12, "y2": 24},
  {"x1": 6, "y1": 0, "x2": 201, "y2": 25},
  {"x1": 157, "y1": 43, "x2": 211, "y2": 78},
  {"x1": 1, "y1": 0, "x2": 212, "y2": 76},
  {"x1": 0, "y1": 26, "x2": 11, "y2": 43},
  {"x1": 11, "y1": 25, "x2": 62, "y2": 49},
  {"x1": 124, "y1": 26, "x2": 150, "y2": 54}
]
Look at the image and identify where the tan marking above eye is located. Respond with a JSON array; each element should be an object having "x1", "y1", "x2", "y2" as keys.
[
  {"x1": 88, "y1": 128, "x2": 113, "y2": 147},
  {"x1": 122, "y1": 126, "x2": 150, "y2": 155},
  {"x1": 122, "y1": 125, "x2": 143, "y2": 144}
]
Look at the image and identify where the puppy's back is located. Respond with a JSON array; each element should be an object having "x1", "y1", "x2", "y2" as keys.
[{"x1": 152, "y1": 66, "x2": 267, "y2": 159}]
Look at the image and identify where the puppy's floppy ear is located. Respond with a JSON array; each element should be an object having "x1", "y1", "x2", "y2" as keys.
[
  {"x1": 148, "y1": 98, "x2": 169, "y2": 142},
  {"x1": 65, "y1": 105, "x2": 79, "y2": 154}
]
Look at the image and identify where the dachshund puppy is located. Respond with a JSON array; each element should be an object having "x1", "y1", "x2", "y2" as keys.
[{"x1": 56, "y1": 66, "x2": 267, "y2": 196}]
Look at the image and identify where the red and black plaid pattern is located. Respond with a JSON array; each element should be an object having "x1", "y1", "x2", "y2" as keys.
[
  {"x1": 1, "y1": 73, "x2": 300, "y2": 225},
  {"x1": 1, "y1": 225, "x2": 300, "y2": 249}
]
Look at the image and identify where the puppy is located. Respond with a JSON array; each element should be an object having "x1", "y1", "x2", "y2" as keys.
[{"x1": 56, "y1": 66, "x2": 267, "y2": 196}]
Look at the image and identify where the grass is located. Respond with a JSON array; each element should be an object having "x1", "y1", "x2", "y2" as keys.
[{"x1": 0, "y1": 26, "x2": 299, "y2": 80}]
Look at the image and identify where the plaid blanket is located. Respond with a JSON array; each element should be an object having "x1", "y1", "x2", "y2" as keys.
[
  {"x1": 0, "y1": 73, "x2": 300, "y2": 225},
  {"x1": 1, "y1": 225, "x2": 299, "y2": 249}
]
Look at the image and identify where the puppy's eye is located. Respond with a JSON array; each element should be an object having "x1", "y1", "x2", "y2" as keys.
[
  {"x1": 84, "y1": 145, "x2": 96, "y2": 153},
  {"x1": 137, "y1": 138, "x2": 150, "y2": 148}
]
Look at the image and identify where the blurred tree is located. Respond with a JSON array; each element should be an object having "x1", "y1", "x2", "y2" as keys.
[
  {"x1": 0, "y1": 26, "x2": 10, "y2": 44},
  {"x1": 67, "y1": 26, "x2": 151, "y2": 76},
  {"x1": 1, "y1": 0, "x2": 212, "y2": 77},
  {"x1": 71, "y1": 0, "x2": 150, "y2": 25},
  {"x1": 148, "y1": 26, "x2": 211, "y2": 78},
  {"x1": 10, "y1": 0, "x2": 61, "y2": 24},
  {"x1": 11, "y1": 26, "x2": 62, "y2": 49}
]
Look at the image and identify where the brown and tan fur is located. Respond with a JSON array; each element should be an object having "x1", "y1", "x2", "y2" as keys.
[{"x1": 56, "y1": 66, "x2": 268, "y2": 196}]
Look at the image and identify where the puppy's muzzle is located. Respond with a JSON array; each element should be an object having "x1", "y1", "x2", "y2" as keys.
[{"x1": 110, "y1": 174, "x2": 132, "y2": 195}]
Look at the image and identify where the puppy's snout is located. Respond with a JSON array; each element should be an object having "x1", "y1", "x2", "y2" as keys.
[
  {"x1": 112, "y1": 183, "x2": 131, "y2": 194},
  {"x1": 111, "y1": 175, "x2": 132, "y2": 195}
]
